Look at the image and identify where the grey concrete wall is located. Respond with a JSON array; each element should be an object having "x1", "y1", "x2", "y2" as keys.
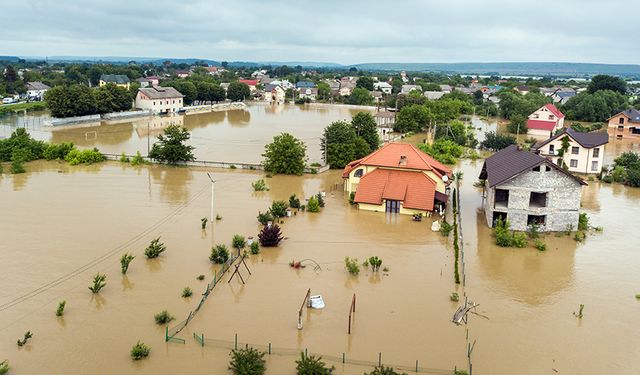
[{"x1": 482, "y1": 164, "x2": 582, "y2": 232}]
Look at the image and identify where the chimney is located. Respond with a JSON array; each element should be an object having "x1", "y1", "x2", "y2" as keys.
[{"x1": 399, "y1": 155, "x2": 407, "y2": 166}]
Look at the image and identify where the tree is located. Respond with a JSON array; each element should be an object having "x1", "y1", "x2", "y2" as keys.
[
  {"x1": 44, "y1": 84, "x2": 97, "y2": 118},
  {"x1": 562, "y1": 90, "x2": 628, "y2": 122},
  {"x1": 94, "y1": 83, "x2": 132, "y2": 114},
  {"x1": 228, "y1": 347, "x2": 266, "y2": 375},
  {"x1": 227, "y1": 82, "x2": 251, "y2": 102},
  {"x1": 351, "y1": 112, "x2": 380, "y2": 151},
  {"x1": 346, "y1": 87, "x2": 373, "y2": 105},
  {"x1": 295, "y1": 352, "x2": 335, "y2": 374},
  {"x1": 195, "y1": 82, "x2": 225, "y2": 102},
  {"x1": 481, "y1": 131, "x2": 516, "y2": 151},
  {"x1": 317, "y1": 82, "x2": 331, "y2": 100},
  {"x1": 148, "y1": 125, "x2": 196, "y2": 164},
  {"x1": 394, "y1": 105, "x2": 432, "y2": 133},
  {"x1": 321, "y1": 120, "x2": 371, "y2": 168},
  {"x1": 588, "y1": 74, "x2": 627, "y2": 94},
  {"x1": 263, "y1": 133, "x2": 307, "y2": 175},
  {"x1": 356, "y1": 76, "x2": 374, "y2": 91},
  {"x1": 164, "y1": 80, "x2": 197, "y2": 104}
]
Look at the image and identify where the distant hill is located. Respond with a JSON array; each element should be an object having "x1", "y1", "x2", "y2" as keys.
[
  {"x1": 16, "y1": 56, "x2": 640, "y2": 77},
  {"x1": 0, "y1": 56, "x2": 20, "y2": 62}
]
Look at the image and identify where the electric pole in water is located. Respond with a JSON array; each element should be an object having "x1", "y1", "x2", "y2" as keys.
[{"x1": 206, "y1": 173, "x2": 215, "y2": 223}]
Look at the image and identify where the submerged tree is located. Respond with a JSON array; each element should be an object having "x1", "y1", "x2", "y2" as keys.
[
  {"x1": 120, "y1": 253, "x2": 135, "y2": 274},
  {"x1": 262, "y1": 133, "x2": 307, "y2": 175},
  {"x1": 228, "y1": 347, "x2": 266, "y2": 375},
  {"x1": 295, "y1": 352, "x2": 335, "y2": 374},
  {"x1": 148, "y1": 125, "x2": 195, "y2": 164},
  {"x1": 258, "y1": 224, "x2": 283, "y2": 247},
  {"x1": 144, "y1": 237, "x2": 166, "y2": 258}
]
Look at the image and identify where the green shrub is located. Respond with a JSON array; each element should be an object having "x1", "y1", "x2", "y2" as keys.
[
  {"x1": 534, "y1": 240, "x2": 547, "y2": 251},
  {"x1": 88, "y1": 273, "x2": 107, "y2": 293},
  {"x1": 201, "y1": 217, "x2": 208, "y2": 229},
  {"x1": 119, "y1": 152, "x2": 129, "y2": 163},
  {"x1": 344, "y1": 257, "x2": 360, "y2": 275},
  {"x1": 574, "y1": 231, "x2": 586, "y2": 242},
  {"x1": 453, "y1": 370, "x2": 469, "y2": 375},
  {"x1": 368, "y1": 256, "x2": 382, "y2": 271},
  {"x1": 349, "y1": 191, "x2": 356, "y2": 204},
  {"x1": 64, "y1": 148, "x2": 105, "y2": 165},
  {"x1": 0, "y1": 360, "x2": 9, "y2": 375},
  {"x1": 232, "y1": 234, "x2": 246, "y2": 250},
  {"x1": 229, "y1": 164, "x2": 237, "y2": 169},
  {"x1": 578, "y1": 213, "x2": 589, "y2": 231},
  {"x1": 216, "y1": 214, "x2": 222, "y2": 221},
  {"x1": 130, "y1": 341, "x2": 150, "y2": 360},
  {"x1": 307, "y1": 196, "x2": 320, "y2": 212},
  {"x1": 252, "y1": 179, "x2": 268, "y2": 191},
  {"x1": 494, "y1": 217, "x2": 528, "y2": 248},
  {"x1": 120, "y1": 253, "x2": 135, "y2": 274},
  {"x1": 144, "y1": 237, "x2": 166, "y2": 258},
  {"x1": 250, "y1": 241, "x2": 260, "y2": 254},
  {"x1": 210, "y1": 244, "x2": 230, "y2": 263},
  {"x1": 450, "y1": 292, "x2": 459, "y2": 302},
  {"x1": 154, "y1": 310, "x2": 174, "y2": 325},
  {"x1": 257, "y1": 211, "x2": 274, "y2": 225},
  {"x1": 527, "y1": 224, "x2": 540, "y2": 239},
  {"x1": 10, "y1": 159, "x2": 25, "y2": 174},
  {"x1": 269, "y1": 200, "x2": 289, "y2": 218},
  {"x1": 56, "y1": 300, "x2": 66, "y2": 317},
  {"x1": 130, "y1": 151, "x2": 147, "y2": 166},
  {"x1": 365, "y1": 366, "x2": 407, "y2": 375},
  {"x1": 16, "y1": 331, "x2": 33, "y2": 347},
  {"x1": 289, "y1": 194, "x2": 301, "y2": 209},
  {"x1": 316, "y1": 193, "x2": 325, "y2": 207},
  {"x1": 511, "y1": 232, "x2": 528, "y2": 248},
  {"x1": 295, "y1": 352, "x2": 335, "y2": 374},
  {"x1": 258, "y1": 224, "x2": 283, "y2": 247},
  {"x1": 197, "y1": 274, "x2": 205, "y2": 281},
  {"x1": 44, "y1": 142, "x2": 75, "y2": 160},
  {"x1": 182, "y1": 287, "x2": 193, "y2": 298},
  {"x1": 228, "y1": 347, "x2": 266, "y2": 375},
  {"x1": 439, "y1": 220, "x2": 453, "y2": 236}
]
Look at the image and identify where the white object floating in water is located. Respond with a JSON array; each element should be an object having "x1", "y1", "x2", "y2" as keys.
[
  {"x1": 431, "y1": 220, "x2": 441, "y2": 232},
  {"x1": 309, "y1": 295, "x2": 325, "y2": 309}
]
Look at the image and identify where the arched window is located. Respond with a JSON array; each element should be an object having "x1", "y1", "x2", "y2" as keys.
[{"x1": 354, "y1": 169, "x2": 364, "y2": 178}]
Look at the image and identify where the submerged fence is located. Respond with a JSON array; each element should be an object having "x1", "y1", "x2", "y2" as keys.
[
  {"x1": 165, "y1": 255, "x2": 239, "y2": 343},
  {"x1": 191, "y1": 333, "x2": 454, "y2": 375}
]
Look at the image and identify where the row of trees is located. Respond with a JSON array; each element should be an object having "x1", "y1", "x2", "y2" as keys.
[
  {"x1": 322, "y1": 112, "x2": 380, "y2": 168},
  {"x1": 394, "y1": 97, "x2": 474, "y2": 133},
  {"x1": 44, "y1": 83, "x2": 132, "y2": 118}
]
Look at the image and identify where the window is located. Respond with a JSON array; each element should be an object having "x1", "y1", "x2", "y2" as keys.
[
  {"x1": 545, "y1": 166, "x2": 551, "y2": 172},
  {"x1": 153, "y1": 101, "x2": 156, "y2": 105},
  {"x1": 532, "y1": 166, "x2": 541, "y2": 172},
  {"x1": 619, "y1": 117, "x2": 625, "y2": 124},
  {"x1": 548, "y1": 145, "x2": 555, "y2": 155},
  {"x1": 632, "y1": 127, "x2": 640, "y2": 135},
  {"x1": 592, "y1": 148, "x2": 600, "y2": 158},
  {"x1": 570, "y1": 159, "x2": 578, "y2": 168},
  {"x1": 549, "y1": 114, "x2": 555, "y2": 120},
  {"x1": 527, "y1": 215, "x2": 546, "y2": 226},
  {"x1": 494, "y1": 189, "x2": 509, "y2": 208},
  {"x1": 571, "y1": 146, "x2": 579, "y2": 155},
  {"x1": 354, "y1": 169, "x2": 364, "y2": 178},
  {"x1": 533, "y1": 113, "x2": 539, "y2": 119},
  {"x1": 529, "y1": 192, "x2": 547, "y2": 208},
  {"x1": 618, "y1": 125, "x2": 624, "y2": 131},
  {"x1": 591, "y1": 161, "x2": 598, "y2": 171}
]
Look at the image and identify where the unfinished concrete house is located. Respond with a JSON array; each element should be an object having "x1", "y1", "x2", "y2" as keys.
[{"x1": 479, "y1": 145, "x2": 586, "y2": 232}]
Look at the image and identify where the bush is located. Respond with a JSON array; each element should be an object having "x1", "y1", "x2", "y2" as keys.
[
  {"x1": 316, "y1": 193, "x2": 325, "y2": 207},
  {"x1": 130, "y1": 151, "x2": 147, "y2": 166},
  {"x1": 154, "y1": 310, "x2": 174, "y2": 325},
  {"x1": 295, "y1": 352, "x2": 335, "y2": 374},
  {"x1": 232, "y1": 234, "x2": 246, "y2": 250},
  {"x1": 494, "y1": 217, "x2": 528, "y2": 248},
  {"x1": 250, "y1": 241, "x2": 260, "y2": 254},
  {"x1": 480, "y1": 131, "x2": 516, "y2": 151},
  {"x1": 43, "y1": 142, "x2": 75, "y2": 160},
  {"x1": 349, "y1": 191, "x2": 356, "y2": 204},
  {"x1": 527, "y1": 224, "x2": 540, "y2": 239},
  {"x1": 0, "y1": 360, "x2": 9, "y2": 375},
  {"x1": 252, "y1": 179, "x2": 269, "y2": 191},
  {"x1": 210, "y1": 244, "x2": 230, "y2": 264},
  {"x1": 228, "y1": 347, "x2": 266, "y2": 375},
  {"x1": 257, "y1": 211, "x2": 274, "y2": 225},
  {"x1": 88, "y1": 273, "x2": 107, "y2": 293},
  {"x1": 511, "y1": 232, "x2": 528, "y2": 248},
  {"x1": 120, "y1": 253, "x2": 135, "y2": 274},
  {"x1": 307, "y1": 196, "x2": 320, "y2": 212},
  {"x1": 578, "y1": 213, "x2": 589, "y2": 231},
  {"x1": 119, "y1": 152, "x2": 129, "y2": 163},
  {"x1": 144, "y1": 237, "x2": 166, "y2": 258},
  {"x1": 574, "y1": 231, "x2": 586, "y2": 242},
  {"x1": 131, "y1": 341, "x2": 150, "y2": 360},
  {"x1": 270, "y1": 200, "x2": 289, "y2": 218},
  {"x1": 417, "y1": 139, "x2": 463, "y2": 164},
  {"x1": 182, "y1": 287, "x2": 193, "y2": 298},
  {"x1": 10, "y1": 159, "x2": 25, "y2": 174},
  {"x1": 56, "y1": 300, "x2": 66, "y2": 317},
  {"x1": 450, "y1": 292, "x2": 459, "y2": 302},
  {"x1": 64, "y1": 148, "x2": 105, "y2": 165},
  {"x1": 368, "y1": 256, "x2": 382, "y2": 271},
  {"x1": 439, "y1": 220, "x2": 453, "y2": 236},
  {"x1": 534, "y1": 240, "x2": 547, "y2": 251},
  {"x1": 16, "y1": 331, "x2": 33, "y2": 347},
  {"x1": 365, "y1": 366, "x2": 407, "y2": 375},
  {"x1": 344, "y1": 257, "x2": 360, "y2": 275},
  {"x1": 148, "y1": 125, "x2": 195, "y2": 164},
  {"x1": 197, "y1": 274, "x2": 205, "y2": 281},
  {"x1": 258, "y1": 225, "x2": 283, "y2": 247},
  {"x1": 289, "y1": 194, "x2": 301, "y2": 209}
]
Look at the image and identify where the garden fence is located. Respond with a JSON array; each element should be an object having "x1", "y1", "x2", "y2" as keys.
[{"x1": 192, "y1": 332, "x2": 455, "y2": 375}]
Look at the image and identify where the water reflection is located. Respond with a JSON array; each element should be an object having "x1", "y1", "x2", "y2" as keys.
[
  {"x1": 149, "y1": 166, "x2": 194, "y2": 205},
  {"x1": 227, "y1": 110, "x2": 251, "y2": 126},
  {"x1": 50, "y1": 122, "x2": 134, "y2": 147},
  {"x1": 133, "y1": 115, "x2": 184, "y2": 137}
]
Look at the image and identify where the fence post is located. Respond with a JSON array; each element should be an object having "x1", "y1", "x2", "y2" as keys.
[
  {"x1": 342, "y1": 352, "x2": 345, "y2": 364},
  {"x1": 268, "y1": 343, "x2": 271, "y2": 355},
  {"x1": 378, "y1": 352, "x2": 382, "y2": 367},
  {"x1": 165, "y1": 326, "x2": 168, "y2": 342},
  {"x1": 234, "y1": 333, "x2": 238, "y2": 350},
  {"x1": 415, "y1": 360, "x2": 418, "y2": 372},
  {"x1": 201, "y1": 333, "x2": 205, "y2": 347},
  {"x1": 305, "y1": 348, "x2": 308, "y2": 358}
]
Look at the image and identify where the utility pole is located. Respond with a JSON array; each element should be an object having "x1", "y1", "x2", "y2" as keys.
[{"x1": 206, "y1": 173, "x2": 215, "y2": 223}]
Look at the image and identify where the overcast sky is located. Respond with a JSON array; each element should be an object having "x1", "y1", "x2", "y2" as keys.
[{"x1": 1, "y1": 0, "x2": 639, "y2": 64}]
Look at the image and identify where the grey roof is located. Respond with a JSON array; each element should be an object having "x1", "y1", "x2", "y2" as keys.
[
  {"x1": 619, "y1": 108, "x2": 640, "y2": 123},
  {"x1": 26, "y1": 81, "x2": 50, "y2": 90},
  {"x1": 100, "y1": 74, "x2": 130, "y2": 84},
  {"x1": 296, "y1": 81, "x2": 316, "y2": 88},
  {"x1": 138, "y1": 86, "x2": 184, "y2": 99},
  {"x1": 533, "y1": 128, "x2": 608, "y2": 150},
  {"x1": 480, "y1": 145, "x2": 585, "y2": 187}
]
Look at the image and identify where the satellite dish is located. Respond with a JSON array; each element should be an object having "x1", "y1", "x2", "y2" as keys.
[{"x1": 443, "y1": 175, "x2": 449, "y2": 182}]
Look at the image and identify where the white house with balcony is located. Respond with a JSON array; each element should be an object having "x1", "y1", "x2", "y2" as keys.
[{"x1": 532, "y1": 128, "x2": 608, "y2": 175}]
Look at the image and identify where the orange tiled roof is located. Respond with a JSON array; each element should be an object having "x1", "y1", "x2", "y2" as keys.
[
  {"x1": 354, "y1": 169, "x2": 437, "y2": 211},
  {"x1": 342, "y1": 143, "x2": 452, "y2": 178}
]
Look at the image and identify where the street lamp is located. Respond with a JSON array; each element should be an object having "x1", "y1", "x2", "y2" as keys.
[{"x1": 206, "y1": 173, "x2": 215, "y2": 223}]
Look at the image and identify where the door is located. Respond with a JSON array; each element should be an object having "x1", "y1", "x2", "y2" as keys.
[{"x1": 385, "y1": 200, "x2": 400, "y2": 213}]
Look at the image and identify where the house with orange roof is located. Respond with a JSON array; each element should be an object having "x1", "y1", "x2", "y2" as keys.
[
  {"x1": 526, "y1": 103, "x2": 565, "y2": 139},
  {"x1": 342, "y1": 143, "x2": 452, "y2": 215}
]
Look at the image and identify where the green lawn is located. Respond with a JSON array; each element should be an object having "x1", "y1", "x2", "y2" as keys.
[{"x1": 0, "y1": 101, "x2": 48, "y2": 115}]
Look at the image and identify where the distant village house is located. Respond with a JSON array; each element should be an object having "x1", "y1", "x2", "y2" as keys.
[
  {"x1": 607, "y1": 109, "x2": 640, "y2": 139},
  {"x1": 99, "y1": 74, "x2": 130, "y2": 89},
  {"x1": 135, "y1": 86, "x2": 184, "y2": 115},
  {"x1": 25, "y1": 81, "x2": 50, "y2": 99},
  {"x1": 526, "y1": 103, "x2": 565, "y2": 139}
]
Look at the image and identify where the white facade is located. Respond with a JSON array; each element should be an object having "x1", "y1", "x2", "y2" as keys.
[{"x1": 135, "y1": 87, "x2": 184, "y2": 114}]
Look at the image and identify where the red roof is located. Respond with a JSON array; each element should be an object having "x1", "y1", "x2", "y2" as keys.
[
  {"x1": 543, "y1": 103, "x2": 564, "y2": 119},
  {"x1": 527, "y1": 119, "x2": 557, "y2": 131},
  {"x1": 239, "y1": 79, "x2": 258, "y2": 86},
  {"x1": 206, "y1": 67, "x2": 218, "y2": 72},
  {"x1": 342, "y1": 143, "x2": 452, "y2": 178},
  {"x1": 354, "y1": 169, "x2": 437, "y2": 211}
]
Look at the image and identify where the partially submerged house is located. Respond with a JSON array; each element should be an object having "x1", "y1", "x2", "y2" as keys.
[
  {"x1": 480, "y1": 145, "x2": 585, "y2": 232},
  {"x1": 526, "y1": 103, "x2": 565, "y2": 139},
  {"x1": 607, "y1": 109, "x2": 640, "y2": 139},
  {"x1": 343, "y1": 143, "x2": 452, "y2": 215},
  {"x1": 532, "y1": 128, "x2": 608, "y2": 174},
  {"x1": 135, "y1": 86, "x2": 184, "y2": 114}
]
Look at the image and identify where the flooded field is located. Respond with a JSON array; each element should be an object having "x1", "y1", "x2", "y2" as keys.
[
  {"x1": 1, "y1": 108, "x2": 640, "y2": 374},
  {"x1": 0, "y1": 103, "x2": 373, "y2": 164}
]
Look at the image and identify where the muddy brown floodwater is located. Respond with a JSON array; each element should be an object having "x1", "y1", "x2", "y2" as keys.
[{"x1": 1, "y1": 109, "x2": 639, "y2": 374}]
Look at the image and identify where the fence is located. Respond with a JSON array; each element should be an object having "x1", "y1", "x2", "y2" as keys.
[
  {"x1": 192, "y1": 333, "x2": 454, "y2": 375},
  {"x1": 165, "y1": 255, "x2": 239, "y2": 343}
]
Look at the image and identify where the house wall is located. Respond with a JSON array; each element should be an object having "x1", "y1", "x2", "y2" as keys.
[
  {"x1": 99, "y1": 80, "x2": 130, "y2": 89},
  {"x1": 135, "y1": 93, "x2": 183, "y2": 114},
  {"x1": 345, "y1": 165, "x2": 446, "y2": 196},
  {"x1": 527, "y1": 128, "x2": 553, "y2": 140},
  {"x1": 607, "y1": 114, "x2": 640, "y2": 139},
  {"x1": 483, "y1": 165, "x2": 582, "y2": 231},
  {"x1": 358, "y1": 202, "x2": 428, "y2": 216},
  {"x1": 536, "y1": 137, "x2": 605, "y2": 174}
]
